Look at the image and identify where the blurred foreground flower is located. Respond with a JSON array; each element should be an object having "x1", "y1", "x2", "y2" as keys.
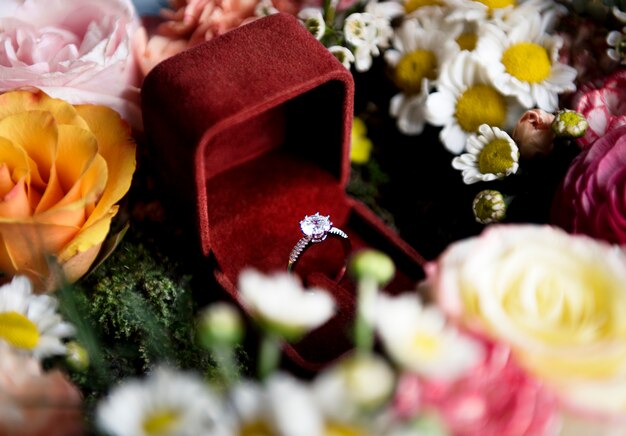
[
  {"x1": 97, "y1": 367, "x2": 231, "y2": 436},
  {"x1": 0, "y1": 342, "x2": 82, "y2": 436},
  {"x1": 393, "y1": 342, "x2": 559, "y2": 436},
  {"x1": 238, "y1": 269, "x2": 335, "y2": 340},
  {"x1": 0, "y1": 0, "x2": 141, "y2": 129},
  {"x1": 0, "y1": 276, "x2": 74, "y2": 359},
  {"x1": 0, "y1": 90, "x2": 136, "y2": 291},
  {"x1": 430, "y1": 224, "x2": 626, "y2": 416},
  {"x1": 552, "y1": 124, "x2": 626, "y2": 245}
]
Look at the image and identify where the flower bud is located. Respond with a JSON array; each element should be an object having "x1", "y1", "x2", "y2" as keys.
[
  {"x1": 197, "y1": 303, "x2": 244, "y2": 349},
  {"x1": 348, "y1": 249, "x2": 395, "y2": 286},
  {"x1": 472, "y1": 190, "x2": 507, "y2": 224},
  {"x1": 512, "y1": 109, "x2": 555, "y2": 159},
  {"x1": 66, "y1": 341, "x2": 89, "y2": 372},
  {"x1": 552, "y1": 109, "x2": 589, "y2": 138}
]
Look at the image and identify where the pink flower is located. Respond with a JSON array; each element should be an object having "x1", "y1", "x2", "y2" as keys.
[
  {"x1": 393, "y1": 341, "x2": 559, "y2": 436},
  {"x1": 0, "y1": 0, "x2": 142, "y2": 129},
  {"x1": 134, "y1": 0, "x2": 303, "y2": 76},
  {"x1": 512, "y1": 109, "x2": 556, "y2": 159},
  {"x1": 552, "y1": 124, "x2": 626, "y2": 245},
  {"x1": 0, "y1": 343, "x2": 83, "y2": 436},
  {"x1": 573, "y1": 69, "x2": 626, "y2": 148}
]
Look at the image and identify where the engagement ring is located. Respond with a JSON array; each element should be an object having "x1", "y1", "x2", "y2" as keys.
[{"x1": 288, "y1": 212, "x2": 351, "y2": 281}]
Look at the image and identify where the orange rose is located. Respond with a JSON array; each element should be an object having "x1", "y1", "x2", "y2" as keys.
[{"x1": 0, "y1": 90, "x2": 136, "y2": 291}]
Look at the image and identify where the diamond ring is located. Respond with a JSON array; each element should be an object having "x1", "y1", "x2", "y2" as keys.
[{"x1": 288, "y1": 213, "x2": 351, "y2": 281}]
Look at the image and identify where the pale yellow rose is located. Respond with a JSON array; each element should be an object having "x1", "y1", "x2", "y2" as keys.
[
  {"x1": 430, "y1": 225, "x2": 626, "y2": 416},
  {"x1": 0, "y1": 90, "x2": 136, "y2": 291}
]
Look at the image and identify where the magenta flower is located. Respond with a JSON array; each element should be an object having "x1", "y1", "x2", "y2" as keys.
[
  {"x1": 574, "y1": 69, "x2": 626, "y2": 148},
  {"x1": 552, "y1": 125, "x2": 626, "y2": 245},
  {"x1": 393, "y1": 340, "x2": 559, "y2": 436}
]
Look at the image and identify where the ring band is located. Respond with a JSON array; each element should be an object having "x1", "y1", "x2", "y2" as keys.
[{"x1": 288, "y1": 213, "x2": 351, "y2": 282}]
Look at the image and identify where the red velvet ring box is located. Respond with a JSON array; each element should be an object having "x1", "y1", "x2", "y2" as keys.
[{"x1": 141, "y1": 13, "x2": 426, "y2": 369}]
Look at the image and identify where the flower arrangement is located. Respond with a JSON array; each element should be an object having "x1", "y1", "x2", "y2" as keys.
[{"x1": 1, "y1": 0, "x2": 626, "y2": 435}]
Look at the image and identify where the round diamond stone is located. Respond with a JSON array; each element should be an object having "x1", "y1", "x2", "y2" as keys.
[{"x1": 300, "y1": 213, "x2": 332, "y2": 239}]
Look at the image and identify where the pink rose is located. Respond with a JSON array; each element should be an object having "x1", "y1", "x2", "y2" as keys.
[
  {"x1": 573, "y1": 69, "x2": 626, "y2": 148},
  {"x1": 0, "y1": 0, "x2": 141, "y2": 129},
  {"x1": 552, "y1": 124, "x2": 626, "y2": 245},
  {"x1": 512, "y1": 109, "x2": 556, "y2": 159},
  {"x1": 393, "y1": 341, "x2": 559, "y2": 436},
  {"x1": 134, "y1": 0, "x2": 302, "y2": 76},
  {"x1": 0, "y1": 343, "x2": 83, "y2": 436}
]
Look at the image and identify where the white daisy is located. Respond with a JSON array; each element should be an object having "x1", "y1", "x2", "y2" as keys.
[
  {"x1": 452, "y1": 124, "x2": 519, "y2": 184},
  {"x1": 231, "y1": 373, "x2": 323, "y2": 436},
  {"x1": 97, "y1": 367, "x2": 231, "y2": 436},
  {"x1": 374, "y1": 293, "x2": 484, "y2": 380},
  {"x1": 401, "y1": 0, "x2": 450, "y2": 17},
  {"x1": 474, "y1": 12, "x2": 577, "y2": 111},
  {"x1": 445, "y1": 0, "x2": 559, "y2": 25},
  {"x1": 385, "y1": 18, "x2": 458, "y2": 134},
  {"x1": 0, "y1": 275, "x2": 74, "y2": 359},
  {"x1": 238, "y1": 269, "x2": 335, "y2": 340},
  {"x1": 425, "y1": 50, "x2": 525, "y2": 153}
]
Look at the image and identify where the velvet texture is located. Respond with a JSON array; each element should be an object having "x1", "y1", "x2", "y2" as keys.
[{"x1": 142, "y1": 13, "x2": 426, "y2": 369}]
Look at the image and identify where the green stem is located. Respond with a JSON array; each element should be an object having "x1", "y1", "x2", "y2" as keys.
[
  {"x1": 258, "y1": 333, "x2": 281, "y2": 380},
  {"x1": 212, "y1": 345, "x2": 238, "y2": 387},
  {"x1": 354, "y1": 275, "x2": 378, "y2": 355}
]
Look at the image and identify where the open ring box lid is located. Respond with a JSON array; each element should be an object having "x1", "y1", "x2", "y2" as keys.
[{"x1": 141, "y1": 13, "x2": 426, "y2": 370}]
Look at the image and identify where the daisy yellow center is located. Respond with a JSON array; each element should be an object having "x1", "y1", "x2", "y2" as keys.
[
  {"x1": 325, "y1": 422, "x2": 366, "y2": 436},
  {"x1": 143, "y1": 410, "x2": 181, "y2": 435},
  {"x1": 240, "y1": 420, "x2": 275, "y2": 436},
  {"x1": 502, "y1": 42, "x2": 551, "y2": 83},
  {"x1": 455, "y1": 84, "x2": 507, "y2": 133},
  {"x1": 395, "y1": 49, "x2": 438, "y2": 94},
  {"x1": 474, "y1": 0, "x2": 516, "y2": 9},
  {"x1": 478, "y1": 139, "x2": 515, "y2": 174},
  {"x1": 0, "y1": 311, "x2": 39, "y2": 350},
  {"x1": 456, "y1": 33, "x2": 478, "y2": 51},
  {"x1": 411, "y1": 333, "x2": 441, "y2": 359},
  {"x1": 404, "y1": 0, "x2": 443, "y2": 13}
]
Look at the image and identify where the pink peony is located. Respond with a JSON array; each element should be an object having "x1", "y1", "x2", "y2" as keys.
[
  {"x1": 0, "y1": 343, "x2": 83, "y2": 436},
  {"x1": 0, "y1": 0, "x2": 141, "y2": 129},
  {"x1": 512, "y1": 109, "x2": 556, "y2": 159},
  {"x1": 134, "y1": 0, "x2": 302, "y2": 76},
  {"x1": 552, "y1": 124, "x2": 626, "y2": 245},
  {"x1": 393, "y1": 341, "x2": 559, "y2": 436},
  {"x1": 573, "y1": 69, "x2": 626, "y2": 148}
]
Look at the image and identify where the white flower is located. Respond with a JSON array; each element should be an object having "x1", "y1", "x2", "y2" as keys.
[
  {"x1": 474, "y1": 12, "x2": 577, "y2": 111},
  {"x1": 452, "y1": 124, "x2": 519, "y2": 184},
  {"x1": 344, "y1": 10, "x2": 395, "y2": 72},
  {"x1": 231, "y1": 373, "x2": 323, "y2": 436},
  {"x1": 431, "y1": 225, "x2": 626, "y2": 416},
  {"x1": 401, "y1": 0, "x2": 450, "y2": 17},
  {"x1": 385, "y1": 18, "x2": 458, "y2": 135},
  {"x1": 425, "y1": 50, "x2": 524, "y2": 153},
  {"x1": 607, "y1": 27, "x2": 626, "y2": 64},
  {"x1": 255, "y1": 0, "x2": 279, "y2": 16},
  {"x1": 374, "y1": 293, "x2": 484, "y2": 380},
  {"x1": 329, "y1": 46, "x2": 355, "y2": 69},
  {"x1": 446, "y1": 0, "x2": 561, "y2": 27},
  {"x1": 238, "y1": 269, "x2": 335, "y2": 339},
  {"x1": 312, "y1": 354, "x2": 395, "y2": 422},
  {"x1": 97, "y1": 367, "x2": 231, "y2": 436},
  {"x1": 0, "y1": 276, "x2": 74, "y2": 359},
  {"x1": 298, "y1": 8, "x2": 326, "y2": 40}
]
